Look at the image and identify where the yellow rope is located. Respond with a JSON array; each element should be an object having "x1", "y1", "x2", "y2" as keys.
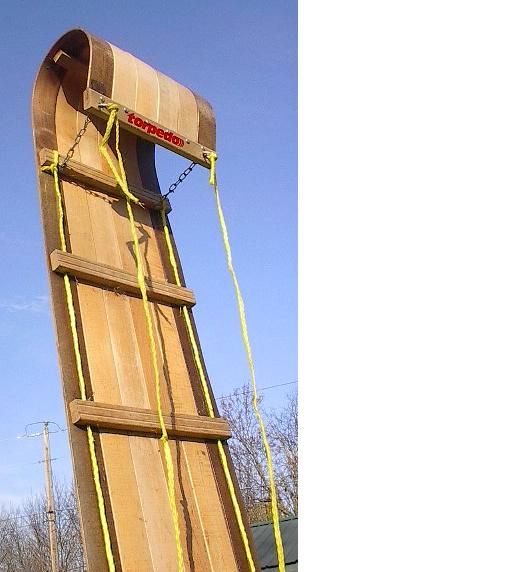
[
  {"x1": 41, "y1": 151, "x2": 116, "y2": 572},
  {"x1": 99, "y1": 106, "x2": 185, "y2": 572},
  {"x1": 208, "y1": 152, "x2": 286, "y2": 571},
  {"x1": 160, "y1": 208, "x2": 256, "y2": 571}
]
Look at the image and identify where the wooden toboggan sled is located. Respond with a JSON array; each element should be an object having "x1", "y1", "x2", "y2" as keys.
[{"x1": 32, "y1": 29, "x2": 260, "y2": 572}]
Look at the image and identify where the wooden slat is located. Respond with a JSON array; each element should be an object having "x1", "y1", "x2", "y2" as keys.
[
  {"x1": 88, "y1": 35, "x2": 115, "y2": 97},
  {"x1": 39, "y1": 148, "x2": 171, "y2": 213},
  {"x1": 194, "y1": 92, "x2": 216, "y2": 151},
  {"x1": 49, "y1": 32, "x2": 125, "y2": 571},
  {"x1": 110, "y1": 44, "x2": 137, "y2": 113},
  {"x1": 176, "y1": 84, "x2": 200, "y2": 144},
  {"x1": 50, "y1": 250, "x2": 195, "y2": 307},
  {"x1": 70, "y1": 400, "x2": 231, "y2": 440},
  {"x1": 83, "y1": 88, "x2": 212, "y2": 167},
  {"x1": 53, "y1": 50, "x2": 88, "y2": 75}
]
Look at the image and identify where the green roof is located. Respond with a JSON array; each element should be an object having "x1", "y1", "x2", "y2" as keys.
[{"x1": 251, "y1": 516, "x2": 298, "y2": 571}]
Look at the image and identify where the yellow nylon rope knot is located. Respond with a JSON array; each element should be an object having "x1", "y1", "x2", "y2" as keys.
[
  {"x1": 99, "y1": 104, "x2": 140, "y2": 204},
  {"x1": 208, "y1": 151, "x2": 217, "y2": 186}
]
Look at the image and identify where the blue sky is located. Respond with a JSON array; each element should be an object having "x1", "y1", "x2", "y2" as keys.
[{"x1": 0, "y1": 1, "x2": 296, "y2": 504}]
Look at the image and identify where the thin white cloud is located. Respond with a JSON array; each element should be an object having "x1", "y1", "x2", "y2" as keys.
[{"x1": 0, "y1": 295, "x2": 49, "y2": 314}]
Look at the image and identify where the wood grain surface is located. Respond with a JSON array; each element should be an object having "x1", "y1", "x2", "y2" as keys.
[{"x1": 33, "y1": 29, "x2": 258, "y2": 572}]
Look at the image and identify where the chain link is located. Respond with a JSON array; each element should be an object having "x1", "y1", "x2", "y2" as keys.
[
  {"x1": 59, "y1": 116, "x2": 92, "y2": 170},
  {"x1": 163, "y1": 162, "x2": 197, "y2": 198},
  {"x1": 58, "y1": 116, "x2": 196, "y2": 201}
]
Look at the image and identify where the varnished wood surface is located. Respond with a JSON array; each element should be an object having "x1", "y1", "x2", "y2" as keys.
[
  {"x1": 83, "y1": 89, "x2": 212, "y2": 167},
  {"x1": 50, "y1": 249, "x2": 196, "y2": 307},
  {"x1": 70, "y1": 400, "x2": 232, "y2": 440},
  {"x1": 39, "y1": 148, "x2": 171, "y2": 212},
  {"x1": 33, "y1": 29, "x2": 257, "y2": 572}
]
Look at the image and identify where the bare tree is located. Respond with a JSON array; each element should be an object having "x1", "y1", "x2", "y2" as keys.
[
  {"x1": 219, "y1": 384, "x2": 298, "y2": 523},
  {"x1": 268, "y1": 393, "x2": 298, "y2": 517},
  {"x1": 0, "y1": 389, "x2": 297, "y2": 567},
  {"x1": 0, "y1": 481, "x2": 84, "y2": 572}
]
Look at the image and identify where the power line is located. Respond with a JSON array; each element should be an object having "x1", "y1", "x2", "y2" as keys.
[
  {"x1": 20, "y1": 422, "x2": 66, "y2": 439},
  {"x1": 218, "y1": 380, "x2": 298, "y2": 401},
  {"x1": 0, "y1": 427, "x2": 67, "y2": 445}
]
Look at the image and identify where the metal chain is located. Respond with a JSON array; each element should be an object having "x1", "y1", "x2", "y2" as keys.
[
  {"x1": 163, "y1": 162, "x2": 197, "y2": 198},
  {"x1": 59, "y1": 116, "x2": 92, "y2": 170},
  {"x1": 59, "y1": 115, "x2": 196, "y2": 201}
]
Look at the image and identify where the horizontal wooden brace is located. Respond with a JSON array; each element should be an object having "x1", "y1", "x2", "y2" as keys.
[
  {"x1": 52, "y1": 49, "x2": 88, "y2": 75},
  {"x1": 70, "y1": 400, "x2": 231, "y2": 440},
  {"x1": 83, "y1": 88, "x2": 213, "y2": 168},
  {"x1": 39, "y1": 148, "x2": 171, "y2": 213},
  {"x1": 50, "y1": 249, "x2": 195, "y2": 307}
]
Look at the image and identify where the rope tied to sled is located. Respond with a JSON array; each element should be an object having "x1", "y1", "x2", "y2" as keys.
[
  {"x1": 42, "y1": 151, "x2": 116, "y2": 572},
  {"x1": 160, "y1": 151, "x2": 286, "y2": 571},
  {"x1": 207, "y1": 151, "x2": 286, "y2": 572},
  {"x1": 99, "y1": 106, "x2": 185, "y2": 572},
  {"x1": 159, "y1": 206, "x2": 257, "y2": 571}
]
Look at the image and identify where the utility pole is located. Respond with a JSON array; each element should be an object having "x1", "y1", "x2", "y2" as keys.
[
  {"x1": 22, "y1": 421, "x2": 63, "y2": 572},
  {"x1": 43, "y1": 422, "x2": 59, "y2": 572}
]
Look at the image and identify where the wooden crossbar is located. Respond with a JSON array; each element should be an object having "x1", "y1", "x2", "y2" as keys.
[
  {"x1": 70, "y1": 400, "x2": 231, "y2": 440},
  {"x1": 39, "y1": 148, "x2": 171, "y2": 213},
  {"x1": 50, "y1": 249, "x2": 195, "y2": 307},
  {"x1": 53, "y1": 49, "x2": 88, "y2": 75},
  {"x1": 83, "y1": 88, "x2": 213, "y2": 167}
]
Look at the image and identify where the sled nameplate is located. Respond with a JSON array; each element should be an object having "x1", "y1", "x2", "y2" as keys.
[{"x1": 83, "y1": 88, "x2": 213, "y2": 168}]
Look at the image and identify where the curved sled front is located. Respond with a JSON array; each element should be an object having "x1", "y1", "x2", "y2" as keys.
[{"x1": 33, "y1": 29, "x2": 256, "y2": 571}]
